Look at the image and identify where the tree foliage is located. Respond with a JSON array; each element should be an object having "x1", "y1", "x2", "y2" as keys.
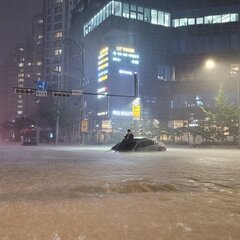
[{"x1": 199, "y1": 85, "x2": 238, "y2": 143}]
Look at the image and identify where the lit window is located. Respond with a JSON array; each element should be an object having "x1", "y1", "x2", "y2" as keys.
[
  {"x1": 113, "y1": 1, "x2": 122, "y2": 16},
  {"x1": 17, "y1": 111, "x2": 23, "y2": 115},
  {"x1": 151, "y1": 9, "x2": 157, "y2": 24},
  {"x1": 173, "y1": 19, "x2": 179, "y2": 27},
  {"x1": 164, "y1": 13, "x2": 170, "y2": 27},
  {"x1": 196, "y1": 17, "x2": 204, "y2": 24},
  {"x1": 158, "y1": 11, "x2": 164, "y2": 25},
  {"x1": 54, "y1": 49, "x2": 62, "y2": 55},
  {"x1": 222, "y1": 14, "x2": 230, "y2": 23},
  {"x1": 55, "y1": 31, "x2": 63, "y2": 38},
  {"x1": 230, "y1": 13, "x2": 238, "y2": 22},
  {"x1": 18, "y1": 63, "x2": 24, "y2": 67},
  {"x1": 188, "y1": 18, "x2": 195, "y2": 25},
  {"x1": 123, "y1": 3, "x2": 129, "y2": 18},
  {"x1": 204, "y1": 16, "x2": 213, "y2": 24},
  {"x1": 36, "y1": 62, "x2": 42, "y2": 66},
  {"x1": 212, "y1": 15, "x2": 221, "y2": 23},
  {"x1": 144, "y1": 8, "x2": 150, "y2": 22},
  {"x1": 180, "y1": 18, "x2": 187, "y2": 26}
]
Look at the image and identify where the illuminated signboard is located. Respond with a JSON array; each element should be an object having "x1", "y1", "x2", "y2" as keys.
[
  {"x1": 132, "y1": 105, "x2": 141, "y2": 120},
  {"x1": 112, "y1": 46, "x2": 140, "y2": 66},
  {"x1": 116, "y1": 46, "x2": 135, "y2": 53},
  {"x1": 97, "y1": 46, "x2": 109, "y2": 99}
]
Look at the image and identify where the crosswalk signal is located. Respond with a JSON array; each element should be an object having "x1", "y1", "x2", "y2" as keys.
[
  {"x1": 52, "y1": 92, "x2": 70, "y2": 97},
  {"x1": 15, "y1": 88, "x2": 34, "y2": 94}
]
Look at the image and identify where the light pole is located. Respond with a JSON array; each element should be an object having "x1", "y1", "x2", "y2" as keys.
[
  {"x1": 238, "y1": 75, "x2": 240, "y2": 148},
  {"x1": 230, "y1": 64, "x2": 240, "y2": 148}
]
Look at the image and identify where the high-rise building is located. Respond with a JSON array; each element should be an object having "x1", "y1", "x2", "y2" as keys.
[
  {"x1": 70, "y1": 0, "x2": 240, "y2": 137},
  {"x1": 5, "y1": 14, "x2": 44, "y2": 122},
  {"x1": 43, "y1": 0, "x2": 81, "y2": 91}
]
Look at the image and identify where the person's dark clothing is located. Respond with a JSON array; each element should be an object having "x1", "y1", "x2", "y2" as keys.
[
  {"x1": 116, "y1": 132, "x2": 134, "y2": 151},
  {"x1": 124, "y1": 133, "x2": 134, "y2": 141}
]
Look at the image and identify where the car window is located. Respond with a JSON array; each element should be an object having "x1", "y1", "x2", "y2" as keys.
[
  {"x1": 145, "y1": 140, "x2": 154, "y2": 147},
  {"x1": 135, "y1": 141, "x2": 146, "y2": 149}
]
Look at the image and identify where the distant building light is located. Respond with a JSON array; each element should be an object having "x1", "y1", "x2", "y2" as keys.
[
  {"x1": 116, "y1": 46, "x2": 135, "y2": 53},
  {"x1": 97, "y1": 111, "x2": 108, "y2": 116},
  {"x1": 98, "y1": 70, "x2": 108, "y2": 77},
  {"x1": 119, "y1": 69, "x2": 133, "y2": 75},
  {"x1": 112, "y1": 57, "x2": 121, "y2": 62},
  {"x1": 100, "y1": 47, "x2": 109, "y2": 54},
  {"x1": 98, "y1": 63, "x2": 108, "y2": 71},
  {"x1": 112, "y1": 110, "x2": 132, "y2": 116},
  {"x1": 98, "y1": 57, "x2": 108, "y2": 65},
  {"x1": 131, "y1": 60, "x2": 139, "y2": 65},
  {"x1": 98, "y1": 93, "x2": 107, "y2": 99},
  {"x1": 97, "y1": 87, "x2": 108, "y2": 93},
  {"x1": 54, "y1": 49, "x2": 62, "y2": 55},
  {"x1": 98, "y1": 75, "x2": 108, "y2": 82},
  {"x1": 98, "y1": 51, "x2": 108, "y2": 60},
  {"x1": 100, "y1": 47, "x2": 109, "y2": 55},
  {"x1": 17, "y1": 110, "x2": 23, "y2": 115}
]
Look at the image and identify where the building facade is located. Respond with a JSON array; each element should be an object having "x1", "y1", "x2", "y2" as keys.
[
  {"x1": 5, "y1": 14, "x2": 44, "y2": 122},
  {"x1": 69, "y1": 0, "x2": 240, "y2": 139}
]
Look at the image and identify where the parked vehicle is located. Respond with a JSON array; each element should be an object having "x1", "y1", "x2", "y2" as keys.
[{"x1": 111, "y1": 138, "x2": 166, "y2": 152}]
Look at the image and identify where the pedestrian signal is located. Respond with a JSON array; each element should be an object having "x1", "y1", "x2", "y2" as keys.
[{"x1": 15, "y1": 88, "x2": 34, "y2": 94}]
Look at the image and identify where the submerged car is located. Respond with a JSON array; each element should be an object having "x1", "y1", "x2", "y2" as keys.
[{"x1": 111, "y1": 138, "x2": 166, "y2": 152}]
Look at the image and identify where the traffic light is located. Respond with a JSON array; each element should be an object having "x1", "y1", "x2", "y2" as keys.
[
  {"x1": 52, "y1": 92, "x2": 70, "y2": 97},
  {"x1": 15, "y1": 88, "x2": 34, "y2": 94}
]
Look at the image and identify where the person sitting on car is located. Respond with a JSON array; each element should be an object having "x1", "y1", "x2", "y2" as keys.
[
  {"x1": 124, "y1": 129, "x2": 134, "y2": 141},
  {"x1": 116, "y1": 129, "x2": 134, "y2": 151}
]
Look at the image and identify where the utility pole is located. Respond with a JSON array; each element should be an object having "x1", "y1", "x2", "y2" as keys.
[{"x1": 238, "y1": 74, "x2": 240, "y2": 148}]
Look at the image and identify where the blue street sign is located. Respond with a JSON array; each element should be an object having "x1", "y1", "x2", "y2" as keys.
[{"x1": 36, "y1": 80, "x2": 48, "y2": 91}]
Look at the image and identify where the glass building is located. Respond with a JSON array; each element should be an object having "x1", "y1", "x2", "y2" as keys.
[{"x1": 70, "y1": 0, "x2": 240, "y2": 139}]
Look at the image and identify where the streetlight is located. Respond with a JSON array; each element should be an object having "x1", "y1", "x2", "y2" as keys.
[{"x1": 205, "y1": 59, "x2": 216, "y2": 70}]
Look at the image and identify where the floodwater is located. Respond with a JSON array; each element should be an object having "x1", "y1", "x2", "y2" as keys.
[{"x1": 0, "y1": 144, "x2": 239, "y2": 240}]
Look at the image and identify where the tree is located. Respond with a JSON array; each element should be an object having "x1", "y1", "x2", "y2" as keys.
[{"x1": 201, "y1": 85, "x2": 238, "y2": 143}]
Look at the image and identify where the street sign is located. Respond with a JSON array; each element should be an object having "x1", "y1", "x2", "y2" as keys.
[
  {"x1": 72, "y1": 89, "x2": 83, "y2": 96},
  {"x1": 36, "y1": 90, "x2": 47, "y2": 97},
  {"x1": 36, "y1": 80, "x2": 48, "y2": 91},
  {"x1": 132, "y1": 105, "x2": 141, "y2": 120},
  {"x1": 81, "y1": 120, "x2": 88, "y2": 133}
]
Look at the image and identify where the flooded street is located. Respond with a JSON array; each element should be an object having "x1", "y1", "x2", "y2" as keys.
[{"x1": 0, "y1": 144, "x2": 239, "y2": 239}]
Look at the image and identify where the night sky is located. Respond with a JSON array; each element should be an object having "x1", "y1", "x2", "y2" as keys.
[
  {"x1": 0, "y1": 0, "x2": 42, "y2": 123},
  {"x1": 0, "y1": 0, "x2": 42, "y2": 66}
]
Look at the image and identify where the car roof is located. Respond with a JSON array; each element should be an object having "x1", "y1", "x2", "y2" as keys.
[{"x1": 133, "y1": 137, "x2": 152, "y2": 142}]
